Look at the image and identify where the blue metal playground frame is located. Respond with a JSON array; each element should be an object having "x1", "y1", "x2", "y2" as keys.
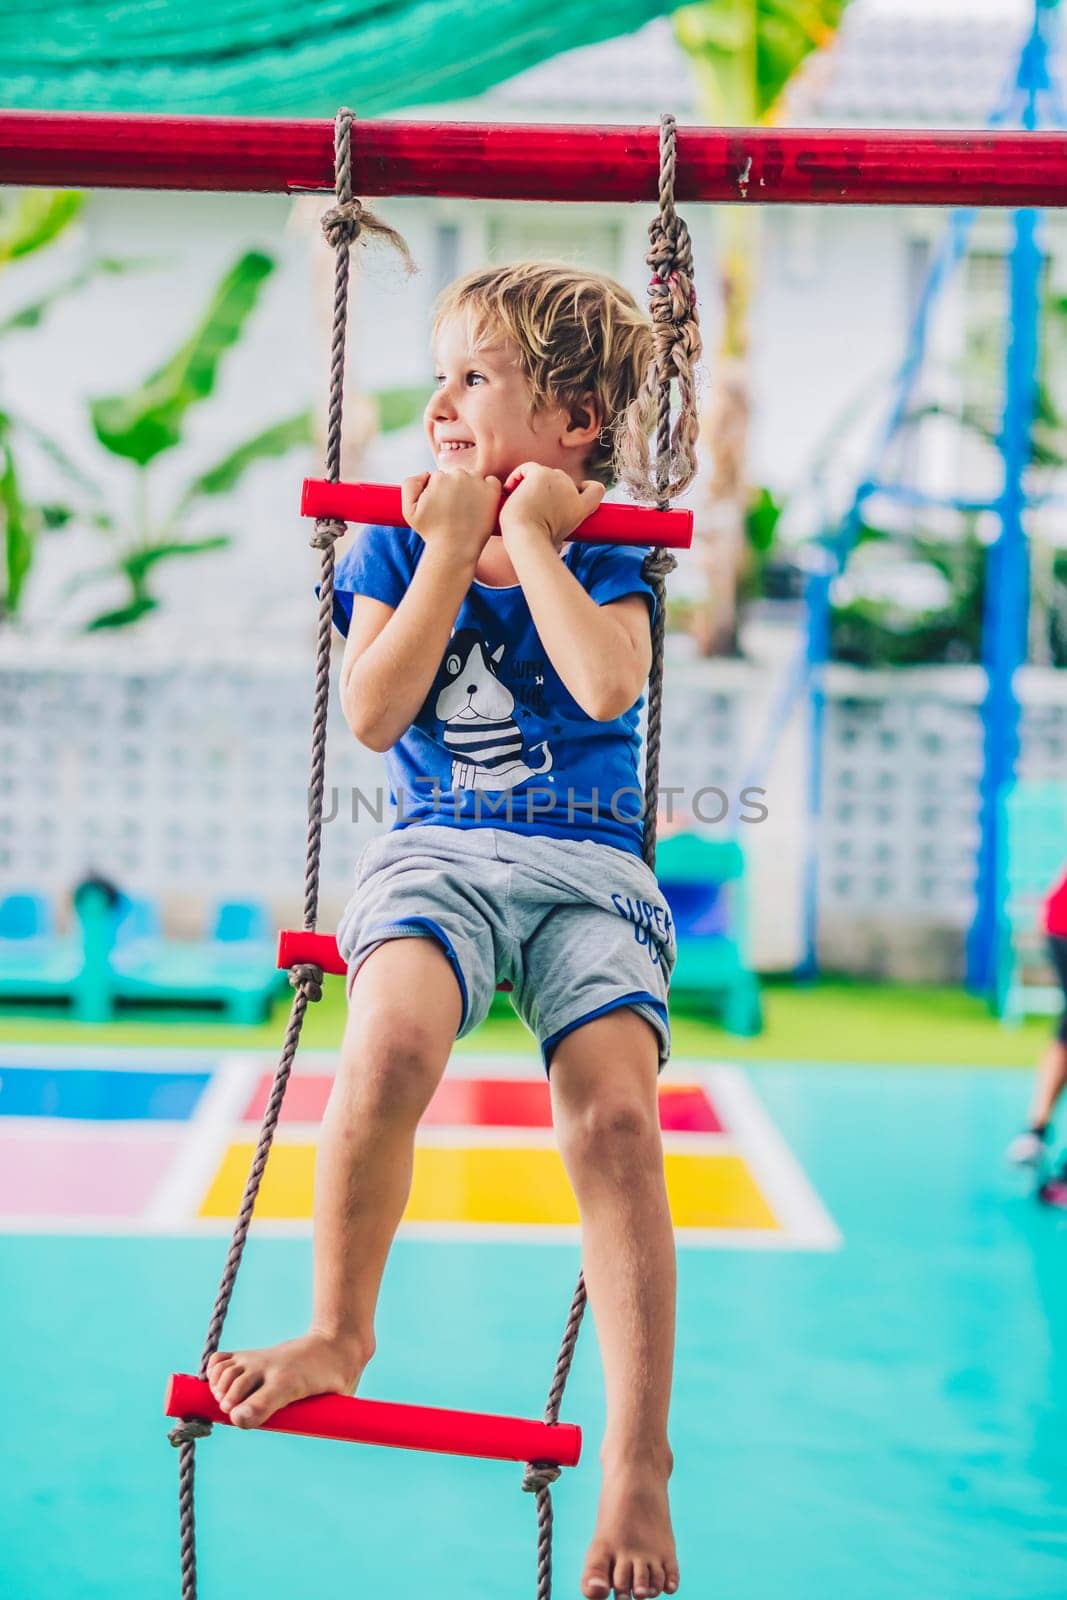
[{"x1": 751, "y1": 0, "x2": 1065, "y2": 990}]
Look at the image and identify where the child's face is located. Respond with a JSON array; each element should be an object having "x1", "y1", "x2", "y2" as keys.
[{"x1": 425, "y1": 313, "x2": 590, "y2": 484}]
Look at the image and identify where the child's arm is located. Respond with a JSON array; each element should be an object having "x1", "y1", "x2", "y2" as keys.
[
  {"x1": 500, "y1": 465, "x2": 653, "y2": 721},
  {"x1": 341, "y1": 470, "x2": 501, "y2": 751}
]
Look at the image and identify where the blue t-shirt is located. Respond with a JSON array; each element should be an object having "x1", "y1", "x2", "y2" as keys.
[{"x1": 327, "y1": 524, "x2": 656, "y2": 857}]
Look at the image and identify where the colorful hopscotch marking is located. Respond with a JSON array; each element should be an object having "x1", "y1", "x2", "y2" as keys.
[
  {"x1": 200, "y1": 1057, "x2": 841, "y2": 1250},
  {"x1": 0, "y1": 1047, "x2": 255, "y2": 1234},
  {"x1": 0, "y1": 1048, "x2": 839, "y2": 1249}
]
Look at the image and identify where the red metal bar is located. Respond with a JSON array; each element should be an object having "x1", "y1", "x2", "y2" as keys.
[
  {"x1": 302, "y1": 479, "x2": 693, "y2": 548},
  {"x1": 2, "y1": 111, "x2": 1067, "y2": 207},
  {"x1": 165, "y1": 1374, "x2": 581, "y2": 1466}
]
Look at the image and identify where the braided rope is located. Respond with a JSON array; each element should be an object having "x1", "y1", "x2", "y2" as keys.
[
  {"x1": 520, "y1": 112, "x2": 700, "y2": 1599},
  {"x1": 617, "y1": 116, "x2": 703, "y2": 508},
  {"x1": 170, "y1": 108, "x2": 412, "y2": 1600}
]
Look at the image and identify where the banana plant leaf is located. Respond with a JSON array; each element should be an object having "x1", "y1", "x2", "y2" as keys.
[
  {"x1": 9, "y1": 408, "x2": 104, "y2": 497},
  {"x1": 120, "y1": 535, "x2": 231, "y2": 587},
  {"x1": 59, "y1": 535, "x2": 231, "y2": 600},
  {"x1": 85, "y1": 596, "x2": 159, "y2": 631},
  {"x1": 179, "y1": 411, "x2": 313, "y2": 507},
  {"x1": 39, "y1": 504, "x2": 77, "y2": 530},
  {"x1": 0, "y1": 191, "x2": 83, "y2": 265},
  {"x1": 673, "y1": 0, "x2": 851, "y2": 123},
  {"x1": 374, "y1": 385, "x2": 435, "y2": 435},
  {"x1": 89, "y1": 250, "x2": 275, "y2": 466},
  {"x1": 0, "y1": 256, "x2": 151, "y2": 338},
  {"x1": 0, "y1": 435, "x2": 33, "y2": 614}
]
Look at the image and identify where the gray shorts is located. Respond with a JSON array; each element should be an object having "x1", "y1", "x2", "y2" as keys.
[{"x1": 336, "y1": 825, "x2": 676, "y2": 1071}]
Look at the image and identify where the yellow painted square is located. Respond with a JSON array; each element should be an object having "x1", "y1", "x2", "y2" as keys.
[{"x1": 201, "y1": 1142, "x2": 780, "y2": 1231}]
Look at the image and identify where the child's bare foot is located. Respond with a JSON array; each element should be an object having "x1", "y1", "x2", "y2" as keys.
[
  {"x1": 206, "y1": 1330, "x2": 373, "y2": 1429},
  {"x1": 581, "y1": 1454, "x2": 679, "y2": 1598}
]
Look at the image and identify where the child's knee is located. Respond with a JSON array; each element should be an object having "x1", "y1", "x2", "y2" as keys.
[
  {"x1": 339, "y1": 1010, "x2": 448, "y2": 1119},
  {"x1": 558, "y1": 1093, "x2": 660, "y2": 1165}
]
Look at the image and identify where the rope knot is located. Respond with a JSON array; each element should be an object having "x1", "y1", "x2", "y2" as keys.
[
  {"x1": 311, "y1": 517, "x2": 346, "y2": 550},
  {"x1": 168, "y1": 1418, "x2": 213, "y2": 1448},
  {"x1": 522, "y1": 1461, "x2": 562, "y2": 1495},
  {"x1": 321, "y1": 198, "x2": 365, "y2": 250},
  {"x1": 642, "y1": 547, "x2": 678, "y2": 583},
  {"x1": 289, "y1": 962, "x2": 325, "y2": 1003}
]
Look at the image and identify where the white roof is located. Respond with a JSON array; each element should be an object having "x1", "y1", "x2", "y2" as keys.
[{"x1": 451, "y1": 2, "x2": 1051, "y2": 129}]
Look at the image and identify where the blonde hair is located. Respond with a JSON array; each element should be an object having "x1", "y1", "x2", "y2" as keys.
[{"x1": 431, "y1": 260, "x2": 657, "y2": 488}]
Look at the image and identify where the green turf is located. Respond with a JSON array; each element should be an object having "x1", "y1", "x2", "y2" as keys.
[{"x1": 0, "y1": 978, "x2": 1052, "y2": 1066}]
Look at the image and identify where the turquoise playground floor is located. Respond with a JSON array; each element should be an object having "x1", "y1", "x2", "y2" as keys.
[{"x1": 2, "y1": 1041, "x2": 1066, "y2": 1600}]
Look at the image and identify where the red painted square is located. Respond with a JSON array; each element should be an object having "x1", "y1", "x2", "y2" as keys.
[
  {"x1": 659, "y1": 1087, "x2": 723, "y2": 1133},
  {"x1": 243, "y1": 1074, "x2": 722, "y2": 1132},
  {"x1": 243, "y1": 1074, "x2": 332, "y2": 1123},
  {"x1": 426, "y1": 1079, "x2": 550, "y2": 1127}
]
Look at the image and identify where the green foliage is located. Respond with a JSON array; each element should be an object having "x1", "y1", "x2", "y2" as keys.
[
  {"x1": 0, "y1": 256, "x2": 141, "y2": 338},
  {"x1": 834, "y1": 268, "x2": 1067, "y2": 670},
  {"x1": 1052, "y1": 550, "x2": 1067, "y2": 665},
  {"x1": 0, "y1": 217, "x2": 304, "y2": 632},
  {"x1": 374, "y1": 384, "x2": 434, "y2": 435},
  {"x1": 75, "y1": 538, "x2": 232, "y2": 630},
  {"x1": 74, "y1": 248, "x2": 311, "y2": 632},
  {"x1": 179, "y1": 413, "x2": 313, "y2": 506},
  {"x1": 90, "y1": 251, "x2": 274, "y2": 465},
  {"x1": 0, "y1": 190, "x2": 83, "y2": 264},
  {"x1": 0, "y1": 431, "x2": 33, "y2": 616},
  {"x1": 741, "y1": 483, "x2": 783, "y2": 600},
  {"x1": 673, "y1": 0, "x2": 852, "y2": 122},
  {"x1": 85, "y1": 596, "x2": 160, "y2": 631},
  {"x1": 0, "y1": 194, "x2": 114, "y2": 622},
  {"x1": 830, "y1": 521, "x2": 987, "y2": 668}
]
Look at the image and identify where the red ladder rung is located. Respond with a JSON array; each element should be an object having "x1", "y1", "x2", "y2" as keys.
[
  {"x1": 165, "y1": 1374, "x2": 581, "y2": 1466},
  {"x1": 278, "y1": 928, "x2": 346, "y2": 976},
  {"x1": 278, "y1": 928, "x2": 514, "y2": 991},
  {"x1": 301, "y1": 479, "x2": 693, "y2": 549}
]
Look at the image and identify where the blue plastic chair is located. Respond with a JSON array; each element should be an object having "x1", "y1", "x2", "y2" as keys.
[
  {"x1": 208, "y1": 900, "x2": 271, "y2": 944},
  {"x1": 0, "y1": 892, "x2": 53, "y2": 941},
  {"x1": 654, "y1": 833, "x2": 762, "y2": 1035}
]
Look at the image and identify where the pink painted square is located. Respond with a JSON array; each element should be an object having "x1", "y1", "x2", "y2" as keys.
[{"x1": 0, "y1": 1133, "x2": 179, "y2": 1217}]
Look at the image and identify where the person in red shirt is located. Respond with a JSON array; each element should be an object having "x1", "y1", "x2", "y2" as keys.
[{"x1": 1006, "y1": 866, "x2": 1067, "y2": 1204}]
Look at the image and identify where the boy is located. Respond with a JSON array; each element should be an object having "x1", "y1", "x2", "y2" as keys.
[{"x1": 207, "y1": 263, "x2": 681, "y2": 1599}]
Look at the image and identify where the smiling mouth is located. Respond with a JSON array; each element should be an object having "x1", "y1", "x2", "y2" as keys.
[{"x1": 438, "y1": 442, "x2": 475, "y2": 455}]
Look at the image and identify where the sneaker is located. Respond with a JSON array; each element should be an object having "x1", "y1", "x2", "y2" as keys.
[{"x1": 1006, "y1": 1128, "x2": 1049, "y2": 1167}]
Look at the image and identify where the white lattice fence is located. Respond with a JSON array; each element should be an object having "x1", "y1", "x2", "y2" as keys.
[
  {"x1": 3, "y1": 635, "x2": 1063, "y2": 964},
  {"x1": 819, "y1": 666, "x2": 986, "y2": 926},
  {"x1": 817, "y1": 664, "x2": 1067, "y2": 975},
  {"x1": 0, "y1": 635, "x2": 386, "y2": 932},
  {"x1": 0, "y1": 638, "x2": 747, "y2": 936}
]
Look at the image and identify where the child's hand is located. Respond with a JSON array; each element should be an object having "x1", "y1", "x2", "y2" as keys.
[
  {"x1": 498, "y1": 463, "x2": 605, "y2": 552},
  {"x1": 401, "y1": 469, "x2": 502, "y2": 565}
]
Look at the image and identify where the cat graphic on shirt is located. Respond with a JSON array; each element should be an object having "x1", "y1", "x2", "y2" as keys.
[{"x1": 434, "y1": 628, "x2": 553, "y2": 791}]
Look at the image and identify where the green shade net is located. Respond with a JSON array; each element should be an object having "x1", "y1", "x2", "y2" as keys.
[{"x1": 1, "y1": 1, "x2": 684, "y2": 115}]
